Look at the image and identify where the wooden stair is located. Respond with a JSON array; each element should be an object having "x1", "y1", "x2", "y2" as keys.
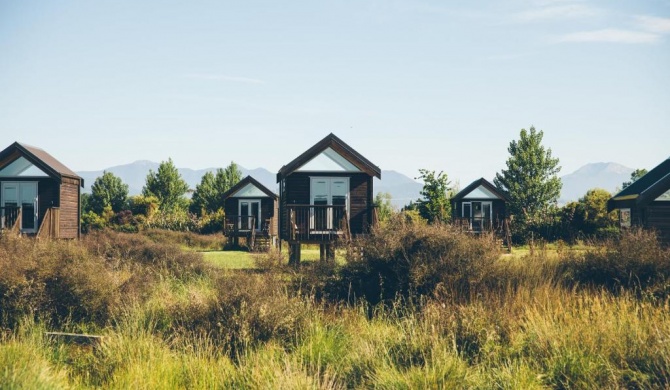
[{"x1": 252, "y1": 236, "x2": 274, "y2": 252}]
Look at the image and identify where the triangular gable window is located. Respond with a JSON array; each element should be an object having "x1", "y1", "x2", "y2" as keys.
[
  {"x1": 231, "y1": 183, "x2": 269, "y2": 198},
  {"x1": 296, "y1": 147, "x2": 361, "y2": 172},
  {"x1": 0, "y1": 157, "x2": 49, "y2": 177},
  {"x1": 656, "y1": 188, "x2": 670, "y2": 201},
  {"x1": 462, "y1": 185, "x2": 499, "y2": 200}
]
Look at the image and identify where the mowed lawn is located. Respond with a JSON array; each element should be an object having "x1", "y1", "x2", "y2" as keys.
[{"x1": 201, "y1": 247, "x2": 345, "y2": 269}]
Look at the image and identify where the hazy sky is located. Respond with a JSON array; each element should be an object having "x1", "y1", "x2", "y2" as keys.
[{"x1": 1, "y1": 0, "x2": 668, "y2": 186}]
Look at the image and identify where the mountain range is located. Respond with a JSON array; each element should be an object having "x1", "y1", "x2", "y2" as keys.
[
  {"x1": 77, "y1": 162, "x2": 424, "y2": 209},
  {"x1": 77, "y1": 161, "x2": 635, "y2": 209}
]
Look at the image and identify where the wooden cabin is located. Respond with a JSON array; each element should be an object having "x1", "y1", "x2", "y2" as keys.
[
  {"x1": 607, "y1": 157, "x2": 670, "y2": 245},
  {"x1": 221, "y1": 175, "x2": 278, "y2": 250},
  {"x1": 451, "y1": 178, "x2": 509, "y2": 233},
  {"x1": 0, "y1": 142, "x2": 83, "y2": 239},
  {"x1": 277, "y1": 133, "x2": 381, "y2": 263}
]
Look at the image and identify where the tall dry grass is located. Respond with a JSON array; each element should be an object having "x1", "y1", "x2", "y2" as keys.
[{"x1": 1, "y1": 226, "x2": 669, "y2": 388}]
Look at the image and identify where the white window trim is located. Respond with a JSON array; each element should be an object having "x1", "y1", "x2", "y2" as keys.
[
  {"x1": 309, "y1": 176, "x2": 350, "y2": 230},
  {"x1": 238, "y1": 199, "x2": 262, "y2": 231},
  {"x1": 461, "y1": 201, "x2": 493, "y2": 219},
  {"x1": 1, "y1": 181, "x2": 39, "y2": 233}
]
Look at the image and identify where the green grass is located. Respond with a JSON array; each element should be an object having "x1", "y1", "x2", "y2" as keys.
[
  {"x1": 202, "y1": 251, "x2": 256, "y2": 269},
  {"x1": 202, "y1": 247, "x2": 347, "y2": 269}
]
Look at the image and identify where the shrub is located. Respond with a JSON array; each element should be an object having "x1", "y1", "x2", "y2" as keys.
[
  {"x1": 312, "y1": 215, "x2": 500, "y2": 304},
  {"x1": 145, "y1": 209, "x2": 200, "y2": 232},
  {"x1": 559, "y1": 228, "x2": 670, "y2": 292},
  {"x1": 140, "y1": 228, "x2": 226, "y2": 251},
  {"x1": 0, "y1": 235, "x2": 123, "y2": 327},
  {"x1": 199, "y1": 209, "x2": 226, "y2": 234},
  {"x1": 83, "y1": 230, "x2": 209, "y2": 279}
]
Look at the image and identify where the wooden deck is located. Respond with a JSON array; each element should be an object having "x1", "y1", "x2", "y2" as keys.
[{"x1": 284, "y1": 204, "x2": 351, "y2": 244}]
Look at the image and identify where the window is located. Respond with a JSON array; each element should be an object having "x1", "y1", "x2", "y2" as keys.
[
  {"x1": 310, "y1": 177, "x2": 349, "y2": 230},
  {"x1": 238, "y1": 200, "x2": 261, "y2": 230}
]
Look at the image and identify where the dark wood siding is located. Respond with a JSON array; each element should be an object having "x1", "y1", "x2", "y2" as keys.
[
  {"x1": 281, "y1": 172, "x2": 372, "y2": 239},
  {"x1": 1, "y1": 177, "x2": 59, "y2": 233},
  {"x1": 225, "y1": 196, "x2": 278, "y2": 236},
  {"x1": 453, "y1": 199, "x2": 507, "y2": 223},
  {"x1": 642, "y1": 202, "x2": 670, "y2": 245},
  {"x1": 1, "y1": 177, "x2": 81, "y2": 238},
  {"x1": 59, "y1": 178, "x2": 80, "y2": 239}
]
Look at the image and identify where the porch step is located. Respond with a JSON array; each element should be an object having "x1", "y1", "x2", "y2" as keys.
[{"x1": 252, "y1": 237, "x2": 274, "y2": 252}]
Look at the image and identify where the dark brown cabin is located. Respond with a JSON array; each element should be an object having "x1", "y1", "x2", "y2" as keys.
[
  {"x1": 221, "y1": 175, "x2": 278, "y2": 249},
  {"x1": 607, "y1": 157, "x2": 670, "y2": 245},
  {"x1": 277, "y1": 133, "x2": 381, "y2": 262},
  {"x1": 451, "y1": 178, "x2": 509, "y2": 233},
  {"x1": 0, "y1": 142, "x2": 83, "y2": 239}
]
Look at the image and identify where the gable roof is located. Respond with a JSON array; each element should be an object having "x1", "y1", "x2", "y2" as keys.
[
  {"x1": 221, "y1": 176, "x2": 278, "y2": 200},
  {"x1": 608, "y1": 157, "x2": 670, "y2": 211},
  {"x1": 451, "y1": 178, "x2": 510, "y2": 202},
  {"x1": 277, "y1": 133, "x2": 381, "y2": 182},
  {"x1": 0, "y1": 142, "x2": 84, "y2": 187}
]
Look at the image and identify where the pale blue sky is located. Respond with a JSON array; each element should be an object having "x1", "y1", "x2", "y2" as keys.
[{"x1": 1, "y1": 0, "x2": 668, "y2": 186}]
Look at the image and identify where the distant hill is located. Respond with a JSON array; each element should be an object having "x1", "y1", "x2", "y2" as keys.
[
  {"x1": 559, "y1": 162, "x2": 633, "y2": 203},
  {"x1": 78, "y1": 161, "x2": 421, "y2": 209}
]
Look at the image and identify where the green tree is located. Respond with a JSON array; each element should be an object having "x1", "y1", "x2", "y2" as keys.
[
  {"x1": 89, "y1": 171, "x2": 129, "y2": 214},
  {"x1": 494, "y1": 126, "x2": 562, "y2": 225},
  {"x1": 562, "y1": 188, "x2": 617, "y2": 239},
  {"x1": 142, "y1": 158, "x2": 189, "y2": 212},
  {"x1": 80, "y1": 192, "x2": 92, "y2": 214},
  {"x1": 190, "y1": 162, "x2": 243, "y2": 216},
  {"x1": 190, "y1": 171, "x2": 217, "y2": 216},
  {"x1": 622, "y1": 168, "x2": 648, "y2": 189},
  {"x1": 214, "y1": 162, "x2": 243, "y2": 196},
  {"x1": 374, "y1": 192, "x2": 394, "y2": 222},
  {"x1": 416, "y1": 169, "x2": 452, "y2": 223}
]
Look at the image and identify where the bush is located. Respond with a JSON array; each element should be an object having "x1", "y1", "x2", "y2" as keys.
[
  {"x1": 145, "y1": 209, "x2": 200, "y2": 232},
  {"x1": 309, "y1": 215, "x2": 501, "y2": 304},
  {"x1": 560, "y1": 228, "x2": 670, "y2": 292},
  {"x1": 199, "y1": 209, "x2": 226, "y2": 234},
  {"x1": 140, "y1": 229, "x2": 226, "y2": 251},
  {"x1": 0, "y1": 235, "x2": 123, "y2": 327},
  {"x1": 82, "y1": 230, "x2": 209, "y2": 279}
]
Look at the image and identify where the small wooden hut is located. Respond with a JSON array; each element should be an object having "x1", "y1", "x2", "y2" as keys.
[
  {"x1": 607, "y1": 157, "x2": 670, "y2": 245},
  {"x1": 277, "y1": 133, "x2": 381, "y2": 263},
  {"x1": 0, "y1": 142, "x2": 83, "y2": 238},
  {"x1": 222, "y1": 175, "x2": 278, "y2": 250}
]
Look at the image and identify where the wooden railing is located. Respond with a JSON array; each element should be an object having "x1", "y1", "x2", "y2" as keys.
[
  {"x1": 454, "y1": 217, "x2": 497, "y2": 232},
  {"x1": 224, "y1": 215, "x2": 257, "y2": 236},
  {"x1": 224, "y1": 216, "x2": 275, "y2": 236},
  {"x1": 37, "y1": 207, "x2": 60, "y2": 239},
  {"x1": 454, "y1": 217, "x2": 512, "y2": 251},
  {"x1": 1, "y1": 206, "x2": 21, "y2": 232},
  {"x1": 286, "y1": 204, "x2": 349, "y2": 242}
]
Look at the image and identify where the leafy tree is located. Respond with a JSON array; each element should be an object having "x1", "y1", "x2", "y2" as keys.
[
  {"x1": 416, "y1": 169, "x2": 452, "y2": 223},
  {"x1": 142, "y1": 158, "x2": 189, "y2": 212},
  {"x1": 190, "y1": 172, "x2": 217, "y2": 215},
  {"x1": 494, "y1": 126, "x2": 562, "y2": 225},
  {"x1": 80, "y1": 192, "x2": 92, "y2": 214},
  {"x1": 190, "y1": 162, "x2": 243, "y2": 216},
  {"x1": 374, "y1": 192, "x2": 394, "y2": 222},
  {"x1": 89, "y1": 171, "x2": 129, "y2": 214},
  {"x1": 622, "y1": 168, "x2": 648, "y2": 189},
  {"x1": 562, "y1": 188, "x2": 617, "y2": 240},
  {"x1": 214, "y1": 162, "x2": 243, "y2": 196}
]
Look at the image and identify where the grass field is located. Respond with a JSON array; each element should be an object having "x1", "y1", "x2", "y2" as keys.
[
  {"x1": 202, "y1": 247, "x2": 346, "y2": 269},
  {"x1": 2, "y1": 227, "x2": 669, "y2": 388}
]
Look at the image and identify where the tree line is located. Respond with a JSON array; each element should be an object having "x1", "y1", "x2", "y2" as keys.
[
  {"x1": 83, "y1": 126, "x2": 647, "y2": 243},
  {"x1": 376, "y1": 126, "x2": 646, "y2": 244},
  {"x1": 81, "y1": 160, "x2": 242, "y2": 233}
]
